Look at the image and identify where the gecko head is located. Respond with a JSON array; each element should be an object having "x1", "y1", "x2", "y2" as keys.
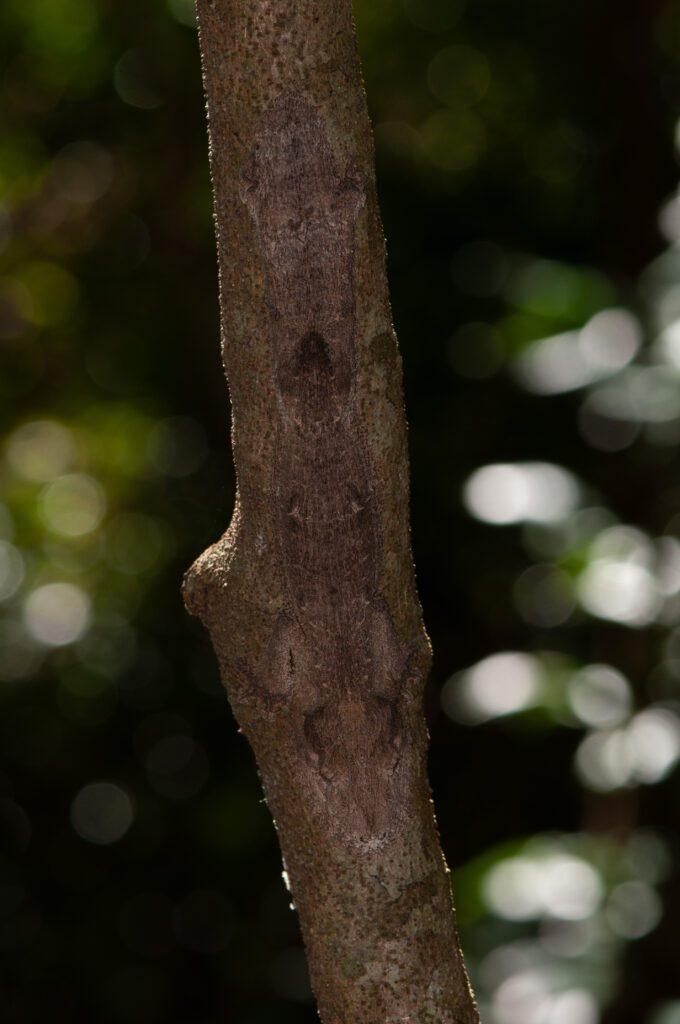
[
  {"x1": 301, "y1": 691, "x2": 406, "y2": 844},
  {"x1": 239, "y1": 94, "x2": 336, "y2": 213}
]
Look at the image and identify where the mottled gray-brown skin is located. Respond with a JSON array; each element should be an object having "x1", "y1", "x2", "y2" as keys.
[{"x1": 183, "y1": 2, "x2": 480, "y2": 1022}]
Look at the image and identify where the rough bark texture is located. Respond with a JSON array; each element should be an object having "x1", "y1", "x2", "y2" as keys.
[{"x1": 184, "y1": 2, "x2": 479, "y2": 1021}]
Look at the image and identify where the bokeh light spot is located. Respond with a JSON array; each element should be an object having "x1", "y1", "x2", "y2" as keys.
[
  {"x1": 606, "y1": 880, "x2": 662, "y2": 939},
  {"x1": 6, "y1": 420, "x2": 75, "y2": 483},
  {"x1": 23, "y1": 582, "x2": 91, "y2": 647},
  {"x1": 70, "y1": 781, "x2": 134, "y2": 845},
  {"x1": 39, "y1": 473, "x2": 106, "y2": 537},
  {"x1": 443, "y1": 651, "x2": 541, "y2": 724},
  {"x1": 578, "y1": 561, "x2": 660, "y2": 627},
  {"x1": 168, "y1": 0, "x2": 197, "y2": 27},
  {"x1": 427, "y1": 45, "x2": 491, "y2": 109},
  {"x1": 106, "y1": 514, "x2": 166, "y2": 574},
  {"x1": 463, "y1": 462, "x2": 579, "y2": 526},
  {"x1": 114, "y1": 51, "x2": 163, "y2": 111},
  {"x1": 627, "y1": 708, "x2": 680, "y2": 784},
  {"x1": 483, "y1": 852, "x2": 603, "y2": 923},
  {"x1": 421, "y1": 109, "x2": 486, "y2": 173},
  {"x1": 50, "y1": 141, "x2": 113, "y2": 204},
  {"x1": 514, "y1": 308, "x2": 640, "y2": 396},
  {"x1": 575, "y1": 729, "x2": 632, "y2": 792},
  {"x1": 567, "y1": 665, "x2": 632, "y2": 729}
]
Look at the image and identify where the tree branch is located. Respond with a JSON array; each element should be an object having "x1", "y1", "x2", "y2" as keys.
[{"x1": 184, "y1": 2, "x2": 479, "y2": 1020}]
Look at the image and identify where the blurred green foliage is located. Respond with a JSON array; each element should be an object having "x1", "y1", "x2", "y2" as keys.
[{"x1": 1, "y1": 1, "x2": 680, "y2": 1022}]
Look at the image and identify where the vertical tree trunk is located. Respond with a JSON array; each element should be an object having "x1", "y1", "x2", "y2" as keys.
[{"x1": 183, "y1": 2, "x2": 479, "y2": 1021}]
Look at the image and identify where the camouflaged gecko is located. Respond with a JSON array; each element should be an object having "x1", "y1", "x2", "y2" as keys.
[{"x1": 238, "y1": 93, "x2": 419, "y2": 845}]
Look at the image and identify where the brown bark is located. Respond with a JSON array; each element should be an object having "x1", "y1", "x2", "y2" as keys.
[{"x1": 183, "y1": 2, "x2": 479, "y2": 1021}]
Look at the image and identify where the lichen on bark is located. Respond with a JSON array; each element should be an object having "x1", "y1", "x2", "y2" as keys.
[{"x1": 183, "y1": 2, "x2": 480, "y2": 1021}]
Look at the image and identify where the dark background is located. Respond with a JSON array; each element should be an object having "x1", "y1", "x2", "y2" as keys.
[{"x1": 1, "y1": 1, "x2": 680, "y2": 1022}]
